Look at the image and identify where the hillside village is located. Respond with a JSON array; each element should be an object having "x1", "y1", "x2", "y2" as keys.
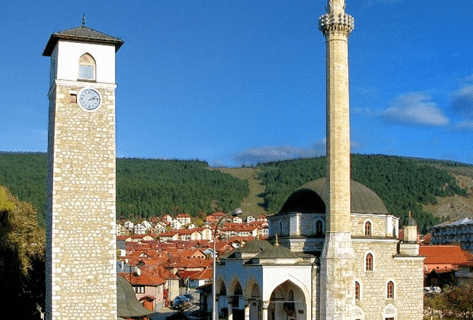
[
  {"x1": 114, "y1": 210, "x2": 473, "y2": 316},
  {"x1": 115, "y1": 212, "x2": 269, "y2": 311}
]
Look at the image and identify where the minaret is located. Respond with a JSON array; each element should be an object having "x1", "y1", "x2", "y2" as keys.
[
  {"x1": 43, "y1": 23, "x2": 123, "y2": 319},
  {"x1": 318, "y1": 0, "x2": 355, "y2": 319}
]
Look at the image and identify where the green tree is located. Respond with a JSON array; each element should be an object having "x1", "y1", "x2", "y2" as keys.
[{"x1": 0, "y1": 185, "x2": 46, "y2": 319}]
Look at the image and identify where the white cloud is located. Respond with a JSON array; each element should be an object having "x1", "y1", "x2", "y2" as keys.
[
  {"x1": 381, "y1": 92, "x2": 449, "y2": 126},
  {"x1": 456, "y1": 120, "x2": 473, "y2": 130},
  {"x1": 451, "y1": 85, "x2": 473, "y2": 119},
  {"x1": 232, "y1": 145, "x2": 323, "y2": 165},
  {"x1": 232, "y1": 138, "x2": 361, "y2": 165}
]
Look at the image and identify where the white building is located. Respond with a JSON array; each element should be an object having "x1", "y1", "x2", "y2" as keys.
[{"x1": 431, "y1": 218, "x2": 473, "y2": 252}]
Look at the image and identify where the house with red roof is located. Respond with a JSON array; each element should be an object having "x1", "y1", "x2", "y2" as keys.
[
  {"x1": 420, "y1": 245, "x2": 473, "y2": 287},
  {"x1": 119, "y1": 269, "x2": 166, "y2": 311},
  {"x1": 176, "y1": 213, "x2": 192, "y2": 225},
  {"x1": 206, "y1": 211, "x2": 226, "y2": 223},
  {"x1": 188, "y1": 267, "x2": 212, "y2": 288}
]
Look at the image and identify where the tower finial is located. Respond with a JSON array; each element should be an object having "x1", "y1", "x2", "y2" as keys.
[
  {"x1": 275, "y1": 234, "x2": 279, "y2": 246},
  {"x1": 82, "y1": 14, "x2": 86, "y2": 26}
]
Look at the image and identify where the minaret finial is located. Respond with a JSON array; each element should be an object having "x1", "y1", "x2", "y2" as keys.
[{"x1": 82, "y1": 14, "x2": 86, "y2": 26}]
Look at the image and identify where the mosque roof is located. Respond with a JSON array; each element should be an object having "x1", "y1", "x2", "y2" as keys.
[
  {"x1": 239, "y1": 238, "x2": 273, "y2": 254},
  {"x1": 279, "y1": 177, "x2": 389, "y2": 215},
  {"x1": 253, "y1": 242, "x2": 299, "y2": 259},
  {"x1": 43, "y1": 25, "x2": 124, "y2": 56}
]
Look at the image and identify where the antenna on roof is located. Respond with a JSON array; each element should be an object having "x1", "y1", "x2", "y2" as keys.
[{"x1": 82, "y1": 14, "x2": 86, "y2": 26}]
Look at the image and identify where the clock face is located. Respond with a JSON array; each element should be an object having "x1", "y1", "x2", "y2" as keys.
[{"x1": 79, "y1": 88, "x2": 101, "y2": 111}]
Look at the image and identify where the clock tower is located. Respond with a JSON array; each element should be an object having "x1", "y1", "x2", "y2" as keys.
[{"x1": 43, "y1": 23, "x2": 123, "y2": 319}]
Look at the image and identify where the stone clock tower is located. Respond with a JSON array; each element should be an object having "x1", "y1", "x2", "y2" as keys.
[{"x1": 43, "y1": 23, "x2": 123, "y2": 319}]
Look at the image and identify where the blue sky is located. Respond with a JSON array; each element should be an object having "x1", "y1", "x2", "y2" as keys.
[{"x1": 1, "y1": 0, "x2": 472, "y2": 167}]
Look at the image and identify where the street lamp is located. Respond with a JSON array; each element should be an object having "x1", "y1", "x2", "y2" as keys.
[{"x1": 212, "y1": 208, "x2": 243, "y2": 320}]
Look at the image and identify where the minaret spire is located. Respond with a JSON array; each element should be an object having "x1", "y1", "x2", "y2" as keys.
[{"x1": 319, "y1": 0, "x2": 356, "y2": 319}]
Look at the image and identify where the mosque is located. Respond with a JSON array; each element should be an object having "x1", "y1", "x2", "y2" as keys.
[
  {"x1": 216, "y1": 179, "x2": 424, "y2": 320},
  {"x1": 215, "y1": 1, "x2": 425, "y2": 319}
]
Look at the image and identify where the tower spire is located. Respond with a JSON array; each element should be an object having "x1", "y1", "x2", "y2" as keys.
[{"x1": 319, "y1": 0, "x2": 356, "y2": 319}]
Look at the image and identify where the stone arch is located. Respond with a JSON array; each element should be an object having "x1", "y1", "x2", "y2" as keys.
[
  {"x1": 215, "y1": 276, "x2": 227, "y2": 296},
  {"x1": 266, "y1": 279, "x2": 309, "y2": 320},
  {"x1": 353, "y1": 306, "x2": 365, "y2": 320},
  {"x1": 227, "y1": 277, "x2": 244, "y2": 310},
  {"x1": 244, "y1": 276, "x2": 261, "y2": 299},
  {"x1": 383, "y1": 303, "x2": 397, "y2": 319}
]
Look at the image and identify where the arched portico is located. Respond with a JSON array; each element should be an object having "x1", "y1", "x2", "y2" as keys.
[{"x1": 265, "y1": 280, "x2": 308, "y2": 320}]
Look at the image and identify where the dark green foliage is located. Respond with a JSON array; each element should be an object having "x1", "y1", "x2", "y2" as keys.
[
  {"x1": 116, "y1": 158, "x2": 249, "y2": 219},
  {"x1": 0, "y1": 153, "x2": 249, "y2": 224},
  {"x1": 0, "y1": 152, "x2": 47, "y2": 227},
  {"x1": 258, "y1": 154, "x2": 468, "y2": 233}
]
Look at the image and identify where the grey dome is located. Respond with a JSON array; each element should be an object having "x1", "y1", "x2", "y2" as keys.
[{"x1": 279, "y1": 177, "x2": 389, "y2": 215}]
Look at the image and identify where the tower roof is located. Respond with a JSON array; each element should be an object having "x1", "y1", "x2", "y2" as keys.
[
  {"x1": 43, "y1": 25, "x2": 124, "y2": 56},
  {"x1": 279, "y1": 177, "x2": 389, "y2": 215}
]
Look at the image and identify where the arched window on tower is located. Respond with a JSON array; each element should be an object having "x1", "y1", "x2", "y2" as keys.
[
  {"x1": 364, "y1": 221, "x2": 372, "y2": 236},
  {"x1": 78, "y1": 53, "x2": 96, "y2": 81}
]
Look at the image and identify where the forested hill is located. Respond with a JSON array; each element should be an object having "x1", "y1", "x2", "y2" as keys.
[
  {"x1": 0, "y1": 153, "x2": 249, "y2": 227},
  {"x1": 0, "y1": 152, "x2": 471, "y2": 233},
  {"x1": 258, "y1": 154, "x2": 471, "y2": 233}
]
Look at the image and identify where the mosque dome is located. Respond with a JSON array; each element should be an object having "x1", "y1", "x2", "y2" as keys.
[
  {"x1": 404, "y1": 211, "x2": 418, "y2": 226},
  {"x1": 279, "y1": 177, "x2": 389, "y2": 215}
]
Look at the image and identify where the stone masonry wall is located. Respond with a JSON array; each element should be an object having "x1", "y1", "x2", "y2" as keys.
[
  {"x1": 46, "y1": 83, "x2": 117, "y2": 319},
  {"x1": 353, "y1": 240, "x2": 424, "y2": 320}
]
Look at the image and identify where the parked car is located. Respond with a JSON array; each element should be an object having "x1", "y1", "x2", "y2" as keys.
[
  {"x1": 171, "y1": 295, "x2": 192, "y2": 310},
  {"x1": 182, "y1": 293, "x2": 194, "y2": 302}
]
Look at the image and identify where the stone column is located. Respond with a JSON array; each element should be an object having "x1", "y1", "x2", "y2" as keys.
[
  {"x1": 244, "y1": 300, "x2": 250, "y2": 320},
  {"x1": 318, "y1": 0, "x2": 356, "y2": 319},
  {"x1": 227, "y1": 298, "x2": 233, "y2": 320},
  {"x1": 262, "y1": 301, "x2": 270, "y2": 320}
]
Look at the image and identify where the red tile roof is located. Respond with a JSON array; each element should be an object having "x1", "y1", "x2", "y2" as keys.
[
  {"x1": 119, "y1": 270, "x2": 166, "y2": 286},
  {"x1": 420, "y1": 245, "x2": 473, "y2": 265},
  {"x1": 189, "y1": 268, "x2": 212, "y2": 280}
]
